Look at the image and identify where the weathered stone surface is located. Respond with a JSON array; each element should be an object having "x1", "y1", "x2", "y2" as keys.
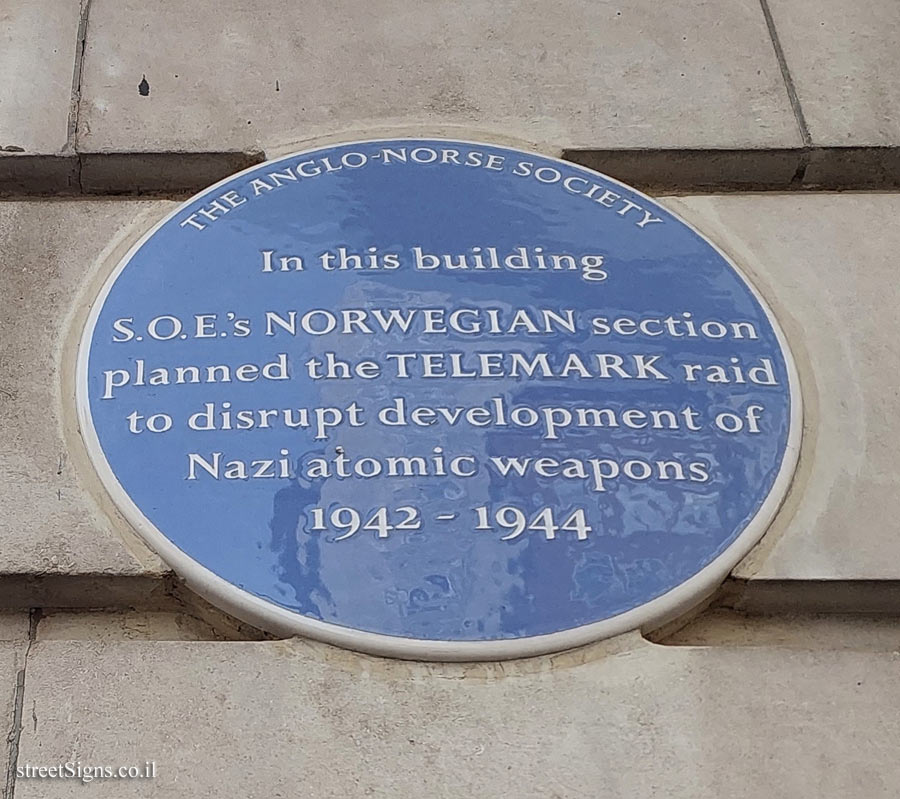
[
  {"x1": 0, "y1": 200, "x2": 171, "y2": 598},
  {"x1": 0, "y1": 613, "x2": 29, "y2": 642},
  {"x1": 78, "y1": 0, "x2": 799, "y2": 158},
  {"x1": 668, "y1": 194, "x2": 900, "y2": 581},
  {"x1": 0, "y1": 643, "x2": 23, "y2": 788},
  {"x1": 0, "y1": 1, "x2": 79, "y2": 156},
  {"x1": 14, "y1": 637, "x2": 900, "y2": 797},
  {"x1": 768, "y1": 0, "x2": 900, "y2": 146},
  {"x1": 36, "y1": 611, "x2": 222, "y2": 642}
]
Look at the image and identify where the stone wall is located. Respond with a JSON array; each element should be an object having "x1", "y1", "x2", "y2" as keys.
[{"x1": 2, "y1": 1, "x2": 900, "y2": 796}]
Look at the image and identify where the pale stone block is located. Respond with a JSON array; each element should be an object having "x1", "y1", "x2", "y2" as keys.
[
  {"x1": 0, "y1": 613, "x2": 30, "y2": 642},
  {"x1": 77, "y1": 0, "x2": 800, "y2": 159},
  {"x1": 0, "y1": 643, "x2": 23, "y2": 784},
  {"x1": 14, "y1": 638, "x2": 900, "y2": 797},
  {"x1": 0, "y1": 1, "x2": 80, "y2": 156},
  {"x1": 768, "y1": 0, "x2": 900, "y2": 146},
  {"x1": 0, "y1": 201, "x2": 171, "y2": 596},
  {"x1": 36, "y1": 611, "x2": 223, "y2": 642},
  {"x1": 666, "y1": 194, "x2": 900, "y2": 581}
]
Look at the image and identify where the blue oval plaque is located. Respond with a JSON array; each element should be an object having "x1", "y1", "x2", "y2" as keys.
[{"x1": 77, "y1": 139, "x2": 800, "y2": 659}]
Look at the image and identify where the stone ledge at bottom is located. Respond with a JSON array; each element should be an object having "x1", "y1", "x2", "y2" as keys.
[{"x1": 11, "y1": 637, "x2": 900, "y2": 798}]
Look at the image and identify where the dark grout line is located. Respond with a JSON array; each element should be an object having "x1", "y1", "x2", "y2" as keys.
[
  {"x1": 0, "y1": 574, "x2": 172, "y2": 612},
  {"x1": 649, "y1": 578, "x2": 900, "y2": 647},
  {"x1": 66, "y1": 0, "x2": 93, "y2": 154},
  {"x1": 719, "y1": 577, "x2": 900, "y2": 615},
  {"x1": 1, "y1": 147, "x2": 900, "y2": 197},
  {"x1": 759, "y1": 0, "x2": 812, "y2": 148},
  {"x1": 563, "y1": 146, "x2": 900, "y2": 192},
  {"x1": 789, "y1": 149, "x2": 810, "y2": 186},
  {"x1": 563, "y1": 147, "x2": 804, "y2": 191},
  {"x1": 652, "y1": 608, "x2": 900, "y2": 649},
  {"x1": 3, "y1": 610, "x2": 41, "y2": 799}
]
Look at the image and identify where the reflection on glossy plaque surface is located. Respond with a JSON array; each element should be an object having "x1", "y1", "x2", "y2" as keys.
[{"x1": 77, "y1": 139, "x2": 800, "y2": 659}]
